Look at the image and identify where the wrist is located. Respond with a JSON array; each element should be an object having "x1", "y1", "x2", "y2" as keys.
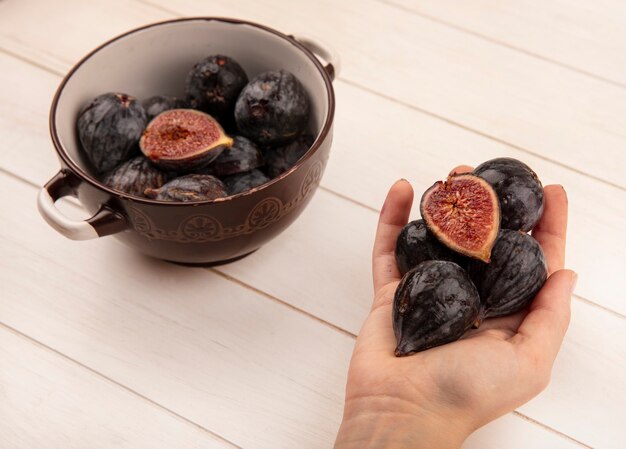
[{"x1": 334, "y1": 396, "x2": 470, "y2": 449}]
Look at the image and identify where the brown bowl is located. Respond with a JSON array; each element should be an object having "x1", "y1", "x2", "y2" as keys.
[{"x1": 37, "y1": 18, "x2": 337, "y2": 264}]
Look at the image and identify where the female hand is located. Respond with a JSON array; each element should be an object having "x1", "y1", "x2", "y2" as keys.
[{"x1": 334, "y1": 168, "x2": 576, "y2": 449}]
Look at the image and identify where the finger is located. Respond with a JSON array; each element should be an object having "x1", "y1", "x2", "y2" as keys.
[
  {"x1": 372, "y1": 179, "x2": 414, "y2": 294},
  {"x1": 449, "y1": 165, "x2": 474, "y2": 176},
  {"x1": 513, "y1": 269, "x2": 577, "y2": 366},
  {"x1": 532, "y1": 185, "x2": 568, "y2": 275}
]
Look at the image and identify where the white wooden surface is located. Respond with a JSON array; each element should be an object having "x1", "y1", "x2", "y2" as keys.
[{"x1": 0, "y1": 1, "x2": 624, "y2": 448}]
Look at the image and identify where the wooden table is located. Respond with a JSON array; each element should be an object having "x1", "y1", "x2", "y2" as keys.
[{"x1": 1, "y1": 1, "x2": 624, "y2": 448}]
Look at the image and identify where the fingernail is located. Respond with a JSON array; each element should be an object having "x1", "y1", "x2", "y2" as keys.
[
  {"x1": 570, "y1": 271, "x2": 578, "y2": 295},
  {"x1": 398, "y1": 178, "x2": 408, "y2": 184}
]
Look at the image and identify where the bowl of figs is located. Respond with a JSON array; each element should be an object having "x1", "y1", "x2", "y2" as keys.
[
  {"x1": 393, "y1": 158, "x2": 548, "y2": 356},
  {"x1": 38, "y1": 18, "x2": 338, "y2": 264}
]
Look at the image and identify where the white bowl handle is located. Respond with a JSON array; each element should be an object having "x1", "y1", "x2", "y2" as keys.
[
  {"x1": 292, "y1": 34, "x2": 341, "y2": 81},
  {"x1": 37, "y1": 170, "x2": 127, "y2": 240}
]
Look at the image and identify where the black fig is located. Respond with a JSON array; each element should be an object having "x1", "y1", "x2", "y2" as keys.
[
  {"x1": 395, "y1": 219, "x2": 464, "y2": 276},
  {"x1": 144, "y1": 174, "x2": 227, "y2": 202},
  {"x1": 102, "y1": 156, "x2": 168, "y2": 197},
  {"x1": 140, "y1": 109, "x2": 233, "y2": 172},
  {"x1": 264, "y1": 134, "x2": 314, "y2": 178},
  {"x1": 235, "y1": 70, "x2": 310, "y2": 146},
  {"x1": 200, "y1": 136, "x2": 263, "y2": 177},
  {"x1": 473, "y1": 158, "x2": 544, "y2": 232},
  {"x1": 142, "y1": 96, "x2": 187, "y2": 121},
  {"x1": 185, "y1": 55, "x2": 248, "y2": 121},
  {"x1": 222, "y1": 169, "x2": 270, "y2": 196},
  {"x1": 393, "y1": 261, "x2": 481, "y2": 356},
  {"x1": 77, "y1": 92, "x2": 147, "y2": 173},
  {"x1": 467, "y1": 230, "x2": 547, "y2": 318},
  {"x1": 421, "y1": 174, "x2": 500, "y2": 263}
]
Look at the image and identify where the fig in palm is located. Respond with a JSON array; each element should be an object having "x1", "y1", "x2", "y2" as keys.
[
  {"x1": 420, "y1": 174, "x2": 500, "y2": 262},
  {"x1": 467, "y1": 229, "x2": 547, "y2": 318},
  {"x1": 473, "y1": 158, "x2": 543, "y2": 232},
  {"x1": 393, "y1": 260, "x2": 481, "y2": 356},
  {"x1": 395, "y1": 219, "x2": 463, "y2": 276}
]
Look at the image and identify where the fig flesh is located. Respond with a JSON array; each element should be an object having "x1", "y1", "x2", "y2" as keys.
[
  {"x1": 473, "y1": 158, "x2": 544, "y2": 232},
  {"x1": 235, "y1": 70, "x2": 310, "y2": 146},
  {"x1": 393, "y1": 261, "x2": 481, "y2": 356},
  {"x1": 467, "y1": 230, "x2": 547, "y2": 318},
  {"x1": 144, "y1": 174, "x2": 227, "y2": 202},
  {"x1": 140, "y1": 109, "x2": 233, "y2": 172},
  {"x1": 102, "y1": 156, "x2": 168, "y2": 197},
  {"x1": 395, "y1": 219, "x2": 464, "y2": 276},
  {"x1": 420, "y1": 174, "x2": 500, "y2": 263},
  {"x1": 77, "y1": 92, "x2": 147, "y2": 173}
]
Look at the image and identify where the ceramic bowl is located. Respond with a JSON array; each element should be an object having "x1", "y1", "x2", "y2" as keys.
[{"x1": 38, "y1": 17, "x2": 338, "y2": 264}]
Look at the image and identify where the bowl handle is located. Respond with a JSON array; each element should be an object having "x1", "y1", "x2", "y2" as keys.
[
  {"x1": 292, "y1": 34, "x2": 341, "y2": 81},
  {"x1": 37, "y1": 170, "x2": 128, "y2": 240}
]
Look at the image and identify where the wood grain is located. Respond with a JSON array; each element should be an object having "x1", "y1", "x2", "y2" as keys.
[
  {"x1": 2, "y1": 164, "x2": 624, "y2": 448},
  {"x1": 1, "y1": 0, "x2": 626, "y2": 188},
  {"x1": 388, "y1": 0, "x2": 626, "y2": 87},
  {"x1": 0, "y1": 326, "x2": 233, "y2": 449},
  {"x1": 1, "y1": 50, "x2": 622, "y2": 317}
]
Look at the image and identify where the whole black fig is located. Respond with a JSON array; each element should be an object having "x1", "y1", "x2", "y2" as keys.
[
  {"x1": 201, "y1": 136, "x2": 263, "y2": 177},
  {"x1": 102, "y1": 156, "x2": 168, "y2": 197},
  {"x1": 467, "y1": 230, "x2": 547, "y2": 318},
  {"x1": 144, "y1": 174, "x2": 227, "y2": 202},
  {"x1": 264, "y1": 133, "x2": 314, "y2": 178},
  {"x1": 77, "y1": 92, "x2": 148, "y2": 173},
  {"x1": 393, "y1": 261, "x2": 481, "y2": 356},
  {"x1": 185, "y1": 55, "x2": 248, "y2": 121},
  {"x1": 473, "y1": 158, "x2": 544, "y2": 232},
  {"x1": 395, "y1": 219, "x2": 464, "y2": 276},
  {"x1": 235, "y1": 70, "x2": 310, "y2": 146},
  {"x1": 222, "y1": 169, "x2": 270, "y2": 196}
]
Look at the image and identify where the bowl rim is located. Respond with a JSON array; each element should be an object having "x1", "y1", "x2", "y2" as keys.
[{"x1": 49, "y1": 16, "x2": 335, "y2": 206}]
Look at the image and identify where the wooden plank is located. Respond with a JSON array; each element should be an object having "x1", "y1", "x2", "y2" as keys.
[
  {"x1": 0, "y1": 326, "x2": 233, "y2": 449},
  {"x1": 388, "y1": 0, "x2": 626, "y2": 87},
  {"x1": 0, "y1": 171, "x2": 589, "y2": 449},
  {"x1": 1, "y1": 48, "x2": 624, "y2": 318}
]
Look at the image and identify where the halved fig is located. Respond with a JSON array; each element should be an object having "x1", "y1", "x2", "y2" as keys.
[
  {"x1": 140, "y1": 109, "x2": 233, "y2": 172},
  {"x1": 420, "y1": 174, "x2": 500, "y2": 263}
]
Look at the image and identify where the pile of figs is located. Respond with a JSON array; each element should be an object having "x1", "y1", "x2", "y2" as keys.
[
  {"x1": 77, "y1": 55, "x2": 314, "y2": 201},
  {"x1": 393, "y1": 158, "x2": 548, "y2": 356}
]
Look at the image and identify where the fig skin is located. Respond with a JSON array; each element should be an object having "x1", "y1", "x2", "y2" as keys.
[
  {"x1": 222, "y1": 169, "x2": 270, "y2": 196},
  {"x1": 467, "y1": 230, "x2": 547, "y2": 318},
  {"x1": 142, "y1": 96, "x2": 187, "y2": 121},
  {"x1": 420, "y1": 174, "x2": 500, "y2": 263},
  {"x1": 140, "y1": 109, "x2": 233, "y2": 172},
  {"x1": 102, "y1": 156, "x2": 168, "y2": 197},
  {"x1": 185, "y1": 55, "x2": 248, "y2": 122},
  {"x1": 77, "y1": 92, "x2": 148, "y2": 173},
  {"x1": 144, "y1": 174, "x2": 227, "y2": 202},
  {"x1": 393, "y1": 260, "x2": 481, "y2": 356},
  {"x1": 235, "y1": 70, "x2": 310, "y2": 146},
  {"x1": 200, "y1": 136, "x2": 263, "y2": 177},
  {"x1": 395, "y1": 219, "x2": 465, "y2": 276},
  {"x1": 264, "y1": 134, "x2": 315, "y2": 178},
  {"x1": 473, "y1": 157, "x2": 544, "y2": 232}
]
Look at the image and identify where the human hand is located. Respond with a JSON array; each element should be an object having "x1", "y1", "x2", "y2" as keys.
[{"x1": 334, "y1": 168, "x2": 577, "y2": 449}]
